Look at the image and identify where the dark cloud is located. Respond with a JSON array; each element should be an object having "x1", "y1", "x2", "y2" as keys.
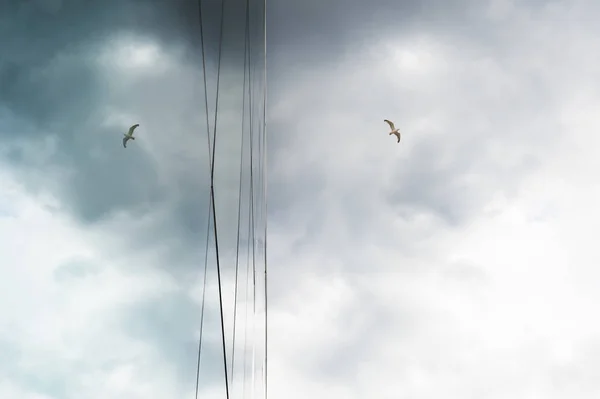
[
  {"x1": 0, "y1": 0, "x2": 265, "y2": 130},
  {"x1": 266, "y1": 0, "x2": 499, "y2": 68},
  {"x1": 0, "y1": 0, "x2": 180, "y2": 222},
  {"x1": 0, "y1": 0, "x2": 266, "y2": 232},
  {"x1": 0, "y1": 4, "x2": 267, "y2": 394}
]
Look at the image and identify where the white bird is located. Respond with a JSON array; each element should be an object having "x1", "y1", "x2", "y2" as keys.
[
  {"x1": 384, "y1": 119, "x2": 401, "y2": 143},
  {"x1": 123, "y1": 124, "x2": 139, "y2": 148}
]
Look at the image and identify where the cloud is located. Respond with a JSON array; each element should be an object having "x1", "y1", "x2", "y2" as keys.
[
  {"x1": 0, "y1": 166, "x2": 183, "y2": 398},
  {"x1": 0, "y1": 0, "x2": 266, "y2": 237},
  {"x1": 0, "y1": 0, "x2": 266, "y2": 398},
  {"x1": 0, "y1": 154, "x2": 258, "y2": 398},
  {"x1": 265, "y1": 0, "x2": 600, "y2": 398},
  {"x1": 5, "y1": 0, "x2": 600, "y2": 398}
]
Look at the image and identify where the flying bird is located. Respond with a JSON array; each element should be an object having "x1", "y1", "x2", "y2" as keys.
[
  {"x1": 123, "y1": 124, "x2": 139, "y2": 148},
  {"x1": 384, "y1": 119, "x2": 401, "y2": 143}
]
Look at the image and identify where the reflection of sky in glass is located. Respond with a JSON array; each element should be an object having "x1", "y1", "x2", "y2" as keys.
[
  {"x1": 5, "y1": 0, "x2": 600, "y2": 398},
  {"x1": 0, "y1": 0, "x2": 266, "y2": 398}
]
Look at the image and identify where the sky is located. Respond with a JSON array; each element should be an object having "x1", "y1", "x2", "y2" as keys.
[{"x1": 3, "y1": 0, "x2": 600, "y2": 398}]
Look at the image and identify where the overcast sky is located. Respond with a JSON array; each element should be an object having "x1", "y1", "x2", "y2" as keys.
[{"x1": 3, "y1": 0, "x2": 600, "y2": 398}]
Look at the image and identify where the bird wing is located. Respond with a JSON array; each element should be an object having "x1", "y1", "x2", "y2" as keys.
[
  {"x1": 128, "y1": 123, "x2": 140, "y2": 136},
  {"x1": 395, "y1": 131, "x2": 401, "y2": 143},
  {"x1": 123, "y1": 136, "x2": 128, "y2": 148},
  {"x1": 384, "y1": 119, "x2": 395, "y2": 130}
]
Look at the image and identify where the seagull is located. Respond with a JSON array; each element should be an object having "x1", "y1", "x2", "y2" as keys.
[
  {"x1": 384, "y1": 119, "x2": 401, "y2": 143},
  {"x1": 123, "y1": 124, "x2": 139, "y2": 148}
]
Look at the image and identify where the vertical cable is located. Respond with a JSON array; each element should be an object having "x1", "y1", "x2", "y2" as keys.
[
  {"x1": 208, "y1": 0, "x2": 231, "y2": 398},
  {"x1": 194, "y1": 0, "x2": 216, "y2": 397},
  {"x1": 262, "y1": 0, "x2": 268, "y2": 395},
  {"x1": 231, "y1": 0, "x2": 251, "y2": 384},
  {"x1": 193, "y1": 1, "x2": 267, "y2": 399},
  {"x1": 194, "y1": 201, "x2": 212, "y2": 399}
]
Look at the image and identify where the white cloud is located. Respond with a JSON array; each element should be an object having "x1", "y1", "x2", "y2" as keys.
[
  {"x1": 0, "y1": 164, "x2": 191, "y2": 398},
  {"x1": 266, "y1": 1, "x2": 600, "y2": 398},
  {"x1": 6, "y1": 0, "x2": 600, "y2": 398}
]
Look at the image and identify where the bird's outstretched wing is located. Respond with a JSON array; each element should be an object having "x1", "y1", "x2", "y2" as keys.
[
  {"x1": 394, "y1": 131, "x2": 401, "y2": 143},
  {"x1": 128, "y1": 124, "x2": 140, "y2": 136},
  {"x1": 384, "y1": 119, "x2": 395, "y2": 130},
  {"x1": 123, "y1": 137, "x2": 128, "y2": 148}
]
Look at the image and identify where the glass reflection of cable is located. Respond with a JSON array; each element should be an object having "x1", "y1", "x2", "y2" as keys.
[
  {"x1": 262, "y1": 0, "x2": 268, "y2": 396},
  {"x1": 194, "y1": 0, "x2": 214, "y2": 397},
  {"x1": 231, "y1": 0, "x2": 251, "y2": 387},
  {"x1": 208, "y1": 0, "x2": 232, "y2": 397}
]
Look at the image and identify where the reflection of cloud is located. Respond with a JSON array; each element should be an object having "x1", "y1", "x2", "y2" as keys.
[
  {"x1": 5, "y1": 0, "x2": 600, "y2": 398},
  {"x1": 0, "y1": 1, "x2": 266, "y2": 397},
  {"x1": 440, "y1": 260, "x2": 488, "y2": 285},
  {"x1": 52, "y1": 258, "x2": 102, "y2": 281},
  {"x1": 98, "y1": 32, "x2": 177, "y2": 77},
  {"x1": 384, "y1": 36, "x2": 448, "y2": 75}
]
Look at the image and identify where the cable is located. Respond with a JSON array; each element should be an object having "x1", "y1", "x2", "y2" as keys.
[
  {"x1": 246, "y1": 13, "x2": 259, "y2": 398},
  {"x1": 194, "y1": 0, "x2": 215, "y2": 397},
  {"x1": 196, "y1": 0, "x2": 212, "y2": 153},
  {"x1": 231, "y1": 0, "x2": 251, "y2": 383},
  {"x1": 262, "y1": 1, "x2": 268, "y2": 397},
  {"x1": 208, "y1": 0, "x2": 232, "y2": 397},
  {"x1": 242, "y1": 185, "x2": 253, "y2": 399},
  {"x1": 193, "y1": 2, "x2": 268, "y2": 399},
  {"x1": 196, "y1": 0, "x2": 231, "y2": 397},
  {"x1": 194, "y1": 198, "x2": 212, "y2": 399}
]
